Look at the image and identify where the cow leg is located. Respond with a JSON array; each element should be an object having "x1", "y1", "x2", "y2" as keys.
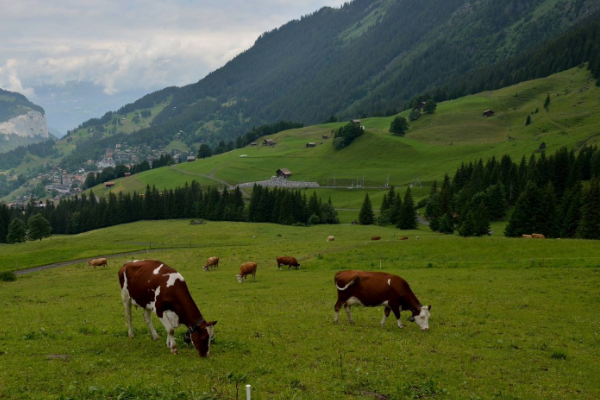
[
  {"x1": 381, "y1": 307, "x2": 391, "y2": 327},
  {"x1": 391, "y1": 305, "x2": 404, "y2": 328},
  {"x1": 121, "y1": 289, "x2": 134, "y2": 338},
  {"x1": 160, "y1": 311, "x2": 180, "y2": 354},
  {"x1": 143, "y1": 309, "x2": 160, "y2": 341},
  {"x1": 345, "y1": 304, "x2": 355, "y2": 325},
  {"x1": 334, "y1": 300, "x2": 344, "y2": 324}
]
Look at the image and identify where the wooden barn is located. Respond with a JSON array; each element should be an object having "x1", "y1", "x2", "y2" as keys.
[
  {"x1": 483, "y1": 109, "x2": 495, "y2": 117},
  {"x1": 276, "y1": 168, "x2": 292, "y2": 179},
  {"x1": 105, "y1": 182, "x2": 115, "y2": 188},
  {"x1": 264, "y1": 139, "x2": 276, "y2": 146}
]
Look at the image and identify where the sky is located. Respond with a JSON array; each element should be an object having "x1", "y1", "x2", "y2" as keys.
[{"x1": 0, "y1": 0, "x2": 348, "y2": 99}]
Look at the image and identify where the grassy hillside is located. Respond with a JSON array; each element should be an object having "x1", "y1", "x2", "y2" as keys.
[
  {"x1": 88, "y1": 67, "x2": 600, "y2": 203},
  {"x1": 1, "y1": 220, "x2": 599, "y2": 399}
]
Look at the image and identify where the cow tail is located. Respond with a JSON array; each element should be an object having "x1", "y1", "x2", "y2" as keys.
[{"x1": 335, "y1": 275, "x2": 360, "y2": 291}]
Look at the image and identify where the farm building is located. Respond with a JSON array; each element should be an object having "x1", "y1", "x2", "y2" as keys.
[
  {"x1": 124, "y1": 172, "x2": 131, "y2": 177},
  {"x1": 276, "y1": 168, "x2": 292, "y2": 179},
  {"x1": 187, "y1": 156, "x2": 196, "y2": 162},
  {"x1": 352, "y1": 119, "x2": 361, "y2": 125},
  {"x1": 483, "y1": 110, "x2": 495, "y2": 117},
  {"x1": 306, "y1": 142, "x2": 317, "y2": 148},
  {"x1": 105, "y1": 182, "x2": 115, "y2": 188},
  {"x1": 249, "y1": 142, "x2": 258, "y2": 146},
  {"x1": 418, "y1": 102, "x2": 427, "y2": 109},
  {"x1": 264, "y1": 139, "x2": 276, "y2": 146}
]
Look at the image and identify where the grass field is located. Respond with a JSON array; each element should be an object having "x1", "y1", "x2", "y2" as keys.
[
  {"x1": 1, "y1": 220, "x2": 600, "y2": 399},
  {"x1": 86, "y1": 67, "x2": 600, "y2": 205}
]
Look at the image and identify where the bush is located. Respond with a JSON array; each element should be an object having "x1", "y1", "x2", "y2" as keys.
[
  {"x1": 308, "y1": 214, "x2": 321, "y2": 226},
  {"x1": 0, "y1": 271, "x2": 16, "y2": 282}
]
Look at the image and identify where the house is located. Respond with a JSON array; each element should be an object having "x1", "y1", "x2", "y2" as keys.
[
  {"x1": 264, "y1": 139, "x2": 276, "y2": 146},
  {"x1": 276, "y1": 168, "x2": 292, "y2": 179},
  {"x1": 124, "y1": 172, "x2": 131, "y2": 177},
  {"x1": 306, "y1": 142, "x2": 317, "y2": 148},
  {"x1": 418, "y1": 102, "x2": 427, "y2": 109},
  {"x1": 249, "y1": 142, "x2": 258, "y2": 146},
  {"x1": 105, "y1": 182, "x2": 115, "y2": 188},
  {"x1": 483, "y1": 110, "x2": 495, "y2": 117},
  {"x1": 352, "y1": 119, "x2": 361, "y2": 125},
  {"x1": 187, "y1": 156, "x2": 196, "y2": 162}
]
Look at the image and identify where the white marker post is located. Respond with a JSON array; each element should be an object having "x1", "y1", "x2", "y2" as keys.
[{"x1": 246, "y1": 384, "x2": 252, "y2": 400}]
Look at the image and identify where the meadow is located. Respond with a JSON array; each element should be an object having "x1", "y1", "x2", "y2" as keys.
[{"x1": 1, "y1": 220, "x2": 599, "y2": 399}]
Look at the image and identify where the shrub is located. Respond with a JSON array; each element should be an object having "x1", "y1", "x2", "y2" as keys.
[{"x1": 0, "y1": 271, "x2": 16, "y2": 282}]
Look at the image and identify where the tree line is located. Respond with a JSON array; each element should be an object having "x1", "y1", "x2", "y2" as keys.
[
  {"x1": 422, "y1": 145, "x2": 600, "y2": 239},
  {"x1": 0, "y1": 183, "x2": 339, "y2": 243}
]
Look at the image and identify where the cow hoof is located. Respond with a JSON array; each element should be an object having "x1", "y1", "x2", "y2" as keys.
[
  {"x1": 171, "y1": 348, "x2": 178, "y2": 355},
  {"x1": 152, "y1": 336, "x2": 160, "y2": 341},
  {"x1": 398, "y1": 325, "x2": 405, "y2": 329},
  {"x1": 129, "y1": 333, "x2": 135, "y2": 339}
]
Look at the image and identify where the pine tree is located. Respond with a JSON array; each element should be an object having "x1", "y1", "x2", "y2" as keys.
[
  {"x1": 390, "y1": 192, "x2": 402, "y2": 225},
  {"x1": 544, "y1": 93, "x2": 551, "y2": 110},
  {"x1": 439, "y1": 214, "x2": 454, "y2": 234},
  {"x1": 474, "y1": 202, "x2": 490, "y2": 236},
  {"x1": 459, "y1": 211, "x2": 475, "y2": 237},
  {"x1": 7, "y1": 218, "x2": 27, "y2": 243},
  {"x1": 485, "y1": 183, "x2": 507, "y2": 220},
  {"x1": 504, "y1": 181, "x2": 543, "y2": 237},
  {"x1": 429, "y1": 180, "x2": 438, "y2": 198},
  {"x1": 560, "y1": 181, "x2": 583, "y2": 238},
  {"x1": 397, "y1": 187, "x2": 417, "y2": 229},
  {"x1": 27, "y1": 214, "x2": 52, "y2": 241},
  {"x1": 359, "y1": 193, "x2": 375, "y2": 225},
  {"x1": 526, "y1": 115, "x2": 531, "y2": 126},
  {"x1": 577, "y1": 178, "x2": 600, "y2": 239}
]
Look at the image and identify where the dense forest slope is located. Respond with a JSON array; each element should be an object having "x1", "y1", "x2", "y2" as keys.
[
  {"x1": 87, "y1": 66, "x2": 600, "y2": 196},
  {"x1": 60, "y1": 0, "x2": 600, "y2": 169},
  {"x1": 0, "y1": 88, "x2": 49, "y2": 153}
]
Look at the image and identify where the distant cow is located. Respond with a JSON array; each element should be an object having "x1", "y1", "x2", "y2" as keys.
[
  {"x1": 522, "y1": 234, "x2": 533, "y2": 239},
  {"x1": 371, "y1": 236, "x2": 381, "y2": 241},
  {"x1": 236, "y1": 262, "x2": 257, "y2": 283},
  {"x1": 532, "y1": 233, "x2": 546, "y2": 239},
  {"x1": 333, "y1": 270, "x2": 431, "y2": 331},
  {"x1": 277, "y1": 256, "x2": 300, "y2": 270},
  {"x1": 118, "y1": 260, "x2": 217, "y2": 357},
  {"x1": 88, "y1": 258, "x2": 108, "y2": 268},
  {"x1": 203, "y1": 257, "x2": 219, "y2": 271},
  {"x1": 327, "y1": 236, "x2": 335, "y2": 242},
  {"x1": 399, "y1": 236, "x2": 409, "y2": 241}
]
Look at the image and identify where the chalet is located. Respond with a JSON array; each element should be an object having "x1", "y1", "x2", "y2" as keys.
[
  {"x1": 187, "y1": 156, "x2": 196, "y2": 162},
  {"x1": 249, "y1": 142, "x2": 258, "y2": 146},
  {"x1": 483, "y1": 110, "x2": 495, "y2": 117},
  {"x1": 276, "y1": 168, "x2": 292, "y2": 179},
  {"x1": 306, "y1": 142, "x2": 317, "y2": 148},
  {"x1": 264, "y1": 139, "x2": 276, "y2": 146},
  {"x1": 124, "y1": 172, "x2": 131, "y2": 177},
  {"x1": 105, "y1": 182, "x2": 115, "y2": 188},
  {"x1": 352, "y1": 119, "x2": 361, "y2": 125}
]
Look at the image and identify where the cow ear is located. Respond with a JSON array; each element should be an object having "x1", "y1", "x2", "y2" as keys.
[
  {"x1": 427, "y1": 305, "x2": 432, "y2": 311},
  {"x1": 208, "y1": 320, "x2": 217, "y2": 326}
]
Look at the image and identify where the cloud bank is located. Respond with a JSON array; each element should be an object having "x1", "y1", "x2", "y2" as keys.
[{"x1": 0, "y1": 0, "x2": 347, "y2": 98}]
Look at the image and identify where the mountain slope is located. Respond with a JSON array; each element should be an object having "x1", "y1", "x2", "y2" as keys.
[
  {"x1": 87, "y1": 66, "x2": 600, "y2": 197},
  {"x1": 0, "y1": 88, "x2": 49, "y2": 153}
]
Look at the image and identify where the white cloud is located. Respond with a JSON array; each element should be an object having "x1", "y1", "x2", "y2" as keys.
[{"x1": 0, "y1": 0, "x2": 347, "y2": 97}]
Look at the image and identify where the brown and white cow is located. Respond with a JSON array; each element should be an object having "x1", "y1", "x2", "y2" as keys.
[
  {"x1": 118, "y1": 260, "x2": 217, "y2": 357},
  {"x1": 88, "y1": 258, "x2": 108, "y2": 268},
  {"x1": 333, "y1": 270, "x2": 431, "y2": 331},
  {"x1": 532, "y1": 233, "x2": 546, "y2": 239},
  {"x1": 327, "y1": 236, "x2": 335, "y2": 242},
  {"x1": 236, "y1": 262, "x2": 257, "y2": 283},
  {"x1": 399, "y1": 236, "x2": 409, "y2": 241},
  {"x1": 203, "y1": 257, "x2": 219, "y2": 271},
  {"x1": 276, "y1": 256, "x2": 300, "y2": 270},
  {"x1": 371, "y1": 236, "x2": 381, "y2": 241}
]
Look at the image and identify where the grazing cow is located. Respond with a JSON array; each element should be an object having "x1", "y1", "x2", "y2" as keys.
[
  {"x1": 276, "y1": 256, "x2": 301, "y2": 270},
  {"x1": 532, "y1": 233, "x2": 546, "y2": 239},
  {"x1": 236, "y1": 262, "x2": 257, "y2": 283},
  {"x1": 203, "y1": 257, "x2": 219, "y2": 271},
  {"x1": 118, "y1": 260, "x2": 217, "y2": 357},
  {"x1": 399, "y1": 236, "x2": 409, "y2": 241},
  {"x1": 88, "y1": 258, "x2": 108, "y2": 268},
  {"x1": 333, "y1": 270, "x2": 431, "y2": 331},
  {"x1": 327, "y1": 236, "x2": 335, "y2": 242},
  {"x1": 371, "y1": 236, "x2": 381, "y2": 241},
  {"x1": 522, "y1": 234, "x2": 533, "y2": 239}
]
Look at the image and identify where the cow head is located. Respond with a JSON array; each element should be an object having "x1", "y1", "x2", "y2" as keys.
[
  {"x1": 188, "y1": 321, "x2": 218, "y2": 357},
  {"x1": 235, "y1": 274, "x2": 243, "y2": 283},
  {"x1": 409, "y1": 306, "x2": 431, "y2": 331}
]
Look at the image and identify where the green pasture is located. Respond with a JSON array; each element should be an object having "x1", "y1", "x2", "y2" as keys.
[
  {"x1": 1, "y1": 220, "x2": 599, "y2": 399},
  {"x1": 87, "y1": 67, "x2": 600, "y2": 201}
]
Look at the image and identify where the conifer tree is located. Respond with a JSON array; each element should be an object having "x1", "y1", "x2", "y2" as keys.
[
  {"x1": 485, "y1": 183, "x2": 507, "y2": 220},
  {"x1": 397, "y1": 187, "x2": 417, "y2": 229},
  {"x1": 390, "y1": 192, "x2": 402, "y2": 225},
  {"x1": 504, "y1": 181, "x2": 543, "y2": 237},
  {"x1": 459, "y1": 211, "x2": 475, "y2": 237},
  {"x1": 577, "y1": 178, "x2": 600, "y2": 239},
  {"x1": 474, "y1": 202, "x2": 490, "y2": 236},
  {"x1": 359, "y1": 193, "x2": 375, "y2": 225},
  {"x1": 544, "y1": 93, "x2": 551, "y2": 110},
  {"x1": 526, "y1": 115, "x2": 531, "y2": 126},
  {"x1": 439, "y1": 214, "x2": 454, "y2": 234}
]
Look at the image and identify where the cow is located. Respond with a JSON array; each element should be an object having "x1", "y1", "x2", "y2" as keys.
[
  {"x1": 522, "y1": 234, "x2": 533, "y2": 239},
  {"x1": 276, "y1": 256, "x2": 301, "y2": 270},
  {"x1": 118, "y1": 260, "x2": 217, "y2": 357},
  {"x1": 88, "y1": 258, "x2": 108, "y2": 268},
  {"x1": 371, "y1": 236, "x2": 381, "y2": 241},
  {"x1": 203, "y1": 257, "x2": 219, "y2": 271},
  {"x1": 532, "y1": 233, "x2": 546, "y2": 239},
  {"x1": 333, "y1": 270, "x2": 431, "y2": 331},
  {"x1": 236, "y1": 262, "x2": 257, "y2": 283},
  {"x1": 327, "y1": 236, "x2": 335, "y2": 242},
  {"x1": 399, "y1": 236, "x2": 409, "y2": 241}
]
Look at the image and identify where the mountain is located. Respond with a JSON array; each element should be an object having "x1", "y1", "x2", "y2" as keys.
[
  {"x1": 63, "y1": 0, "x2": 600, "y2": 165},
  {"x1": 0, "y1": 88, "x2": 49, "y2": 153}
]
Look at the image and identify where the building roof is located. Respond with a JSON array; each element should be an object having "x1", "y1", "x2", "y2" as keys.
[
  {"x1": 187, "y1": 156, "x2": 196, "y2": 161},
  {"x1": 277, "y1": 168, "x2": 292, "y2": 176},
  {"x1": 352, "y1": 119, "x2": 361, "y2": 124},
  {"x1": 264, "y1": 139, "x2": 275, "y2": 144}
]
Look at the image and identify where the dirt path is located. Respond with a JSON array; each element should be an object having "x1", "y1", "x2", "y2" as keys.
[{"x1": 14, "y1": 249, "x2": 162, "y2": 276}]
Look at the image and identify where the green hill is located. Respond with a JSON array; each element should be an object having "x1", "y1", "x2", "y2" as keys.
[{"x1": 88, "y1": 67, "x2": 600, "y2": 204}]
